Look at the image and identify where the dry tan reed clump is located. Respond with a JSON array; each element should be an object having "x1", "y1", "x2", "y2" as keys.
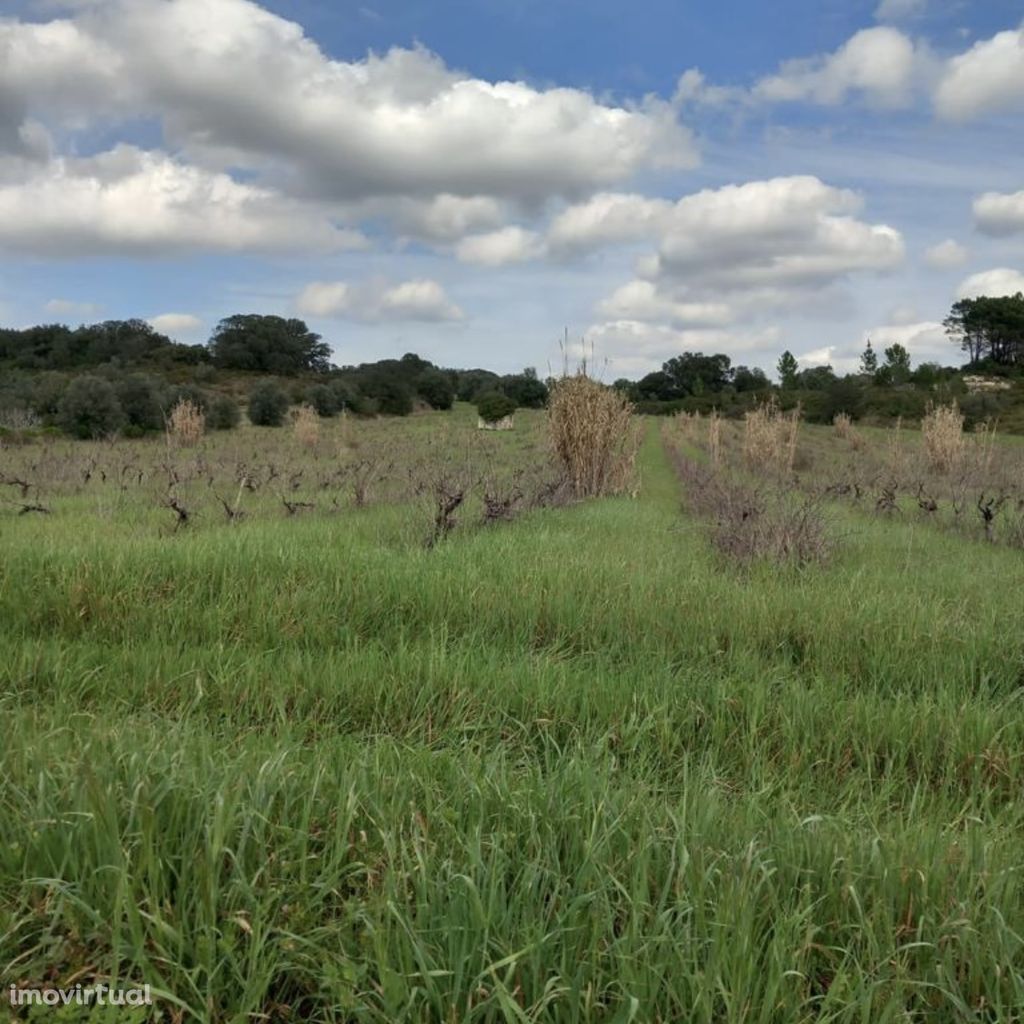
[
  {"x1": 292, "y1": 404, "x2": 321, "y2": 449},
  {"x1": 743, "y1": 399, "x2": 800, "y2": 473},
  {"x1": 974, "y1": 418, "x2": 999, "y2": 474},
  {"x1": 674, "y1": 410, "x2": 700, "y2": 444},
  {"x1": 833, "y1": 411, "x2": 865, "y2": 451},
  {"x1": 921, "y1": 402, "x2": 965, "y2": 473},
  {"x1": 548, "y1": 374, "x2": 641, "y2": 498},
  {"x1": 708, "y1": 409, "x2": 722, "y2": 468},
  {"x1": 167, "y1": 399, "x2": 205, "y2": 447}
]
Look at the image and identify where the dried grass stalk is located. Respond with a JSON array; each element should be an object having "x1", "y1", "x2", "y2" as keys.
[
  {"x1": 921, "y1": 402, "x2": 965, "y2": 474},
  {"x1": 743, "y1": 399, "x2": 800, "y2": 473},
  {"x1": 167, "y1": 399, "x2": 205, "y2": 447},
  {"x1": 708, "y1": 409, "x2": 722, "y2": 468},
  {"x1": 292, "y1": 403, "x2": 321, "y2": 449}
]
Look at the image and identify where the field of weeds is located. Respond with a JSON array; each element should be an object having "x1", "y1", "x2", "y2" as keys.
[{"x1": 2, "y1": 400, "x2": 1024, "y2": 1022}]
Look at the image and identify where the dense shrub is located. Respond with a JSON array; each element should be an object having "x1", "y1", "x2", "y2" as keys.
[
  {"x1": 501, "y1": 370, "x2": 548, "y2": 408},
  {"x1": 248, "y1": 381, "x2": 290, "y2": 426},
  {"x1": 56, "y1": 375, "x2": 125, "y2": 438},
  {"x1": 115, "y1": 374, "x2": 164, "y2": 432},
  {"x1": 31, "y1": 373, "x2": 70, "y2": 422},
  {"x1": 417, "y1": 369, "x2": 455, "y2": 410},
  {"x1": 206, "y1": 394, "x2": 241, "y2": 430},
  {"x1": 329, "y1": 380, "x2": 359, "y2": 413},
  {"x1": 304, "y1": 383, "x2": 340, "y2": 417},
  {"x1": 375, "y1": 379, "x2": 414, "y2": 417},
  {"x1": 476, "y1": 391, "x2": 516, "y2": 422}
]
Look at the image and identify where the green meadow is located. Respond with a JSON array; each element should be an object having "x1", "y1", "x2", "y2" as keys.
[{"x1": 2, "y1": 409, "x2": 1024, "y2": 1022}]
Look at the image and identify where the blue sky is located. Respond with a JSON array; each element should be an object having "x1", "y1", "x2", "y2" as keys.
[{"x1": 1, "y1": 0, "x2": 1022, "y2": 377}]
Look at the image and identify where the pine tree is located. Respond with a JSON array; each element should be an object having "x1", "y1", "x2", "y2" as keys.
[
  {"x1": 776, "y1": 350, "x2": 799, "y2": 389},
  {"x1": 859, "y1": 340, "x2": 878, "y2": 375}
]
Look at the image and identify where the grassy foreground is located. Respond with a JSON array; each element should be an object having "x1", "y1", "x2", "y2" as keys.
[{"x1": 2, "y1": 420, "x2": 1024, "y2": 1022}]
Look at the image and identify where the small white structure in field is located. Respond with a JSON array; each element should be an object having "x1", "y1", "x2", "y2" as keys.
[
  {"x1": 478, "y1": 414, "x2": 515, "y2": 431},
  {"x1": 963, "y1": 375, "x2": 1012, "y2": 394}
]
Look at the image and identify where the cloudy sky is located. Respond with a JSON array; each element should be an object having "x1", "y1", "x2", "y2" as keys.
[{"x1": 1, "y1": 0, "x2": 1022, "y2": 377}]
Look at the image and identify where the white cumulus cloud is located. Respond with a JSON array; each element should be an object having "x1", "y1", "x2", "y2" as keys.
[
  {"x1": 923, "y1": 239, "x2": 967, "y2": 269},
  {"x1": 45, "y1": 298, "x2": 102, "y2": 319},
  {"x1": 973, "y1": 189, "x2": 1024, "y2": 236},
  {"x1": 934, "y1": 26, "x2": 1024, "y2": 120},
  {"x1": 753, "y1": 28, "x2": 925, "y2": 108},
  {"x1": 584, "y1": 319, "x2": 781, "y2": 375},
  {"x1": 149, "y1": 313, "x2": 203, "y2": 336},
  {"x1": 957, "y1": 267, "x2": 1024, "y2": 299},
  {"x1": 0, "y1": 146, "x2": 365, "y2": 256},
  {"x1": 455, "y1": 227, "x2": 544, "y2": 266},
  {"x1": 297, "y1": 278, "x2": 463, "y2": 322},
  {"x1": 0, "y1": 0, "x2": 696, "y2": 207},
  {"x1": 874, "y1": 0, "x2": 927, "y2": 22}
]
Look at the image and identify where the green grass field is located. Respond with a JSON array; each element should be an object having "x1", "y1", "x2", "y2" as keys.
[{"x1": 2, "y1": 410, "x2": 1024, "y2": 1022}]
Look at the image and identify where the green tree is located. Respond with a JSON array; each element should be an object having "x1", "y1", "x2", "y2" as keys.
[
  {"x1": 56, "y1": 375, "x2": 125, "y2": 438},
  {"x1": 798, "y1": 364, "x2": 837, "y2": 389},
  {"x1": 859, "y1": 340, "x2": 878, "y2": 375},
  {"x1": 209, "y1": 315, "x2": 331, "y2": 374},
  {"x1": 247, "y1": 381, "x2": 290, "y2": 426},
  {"x1": 501, "y1": 368, "x2": 548, "y2": 408},
  {"x1": 416, "y1": 369, "x2": 455, "y2": 410},
  {"x1": 732, "y1": 366, "x2": 770, "y2": 392},
  {"x1": 944, "y1": 294, "x2": 1024, "y2": 366},
  {"x1": 881, "y1": 343, "x2": 912, "y2": 384},
  {"x1": 663, "y1": 352, "x2": 731, "y2": 395},
  {"x1": 777, "y1": 351, "x2": 799, "y2": 388}
]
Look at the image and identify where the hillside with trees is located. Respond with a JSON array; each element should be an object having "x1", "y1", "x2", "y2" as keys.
[{"x1": 2, "y1": 294, "x2": 1023, "y2": 440}]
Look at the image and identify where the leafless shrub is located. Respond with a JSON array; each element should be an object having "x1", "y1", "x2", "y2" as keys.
[
  {"x1": 427, "y1": 481, "x2": 465, "y2": 547},
  {"x1": 215, "y1": 480, "x2": 247, "y2": 523},
  {"x1": 977, "y1": 493, "x2": 1007, "y2": 543},
  {"x1": 281, "y1": 495, "x2": 315, "y2": 516},
  {"x1": 915, "y1": 484, "x2": 938, "y2": 516},
  {"x1": 875, "y1": 481, "x2": 898, "y2": 515},
  {"x1": 292, "y1": 403, "x2": 320, "y2": 450},
  {"x1": 669, "y1": 443, "x2": 833, "y2": 567},
  {"x1": 708, "y1": 485, "x2": 832, "y2": 567},
  {"x1": 164, "y1": 495, "x2": 190, "y2": 531},
  {"x1": 348, "y1": 456, "x2": 386, "y2": 507},
  {"x1": 548, "y1": 373, "x2": 640, "y2": 498},
  {"x1": 921, "y1": 402, "x2": 965, "y2": 474},
  {"x1": 167, "y1": 400, "x2": 205, "y2": 447}
]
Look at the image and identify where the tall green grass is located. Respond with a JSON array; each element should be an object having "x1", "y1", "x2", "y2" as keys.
[{"x1": 2, "y1": 422, "x2": 1023, "y2": 1021}]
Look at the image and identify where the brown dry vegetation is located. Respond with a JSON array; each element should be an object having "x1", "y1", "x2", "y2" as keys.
[
  {"x1": 548, "y1": 373, "x2": 641, "y2": 498},
  {"x1": 167, "y1": 398, "x2": 205, "y2": 447}
]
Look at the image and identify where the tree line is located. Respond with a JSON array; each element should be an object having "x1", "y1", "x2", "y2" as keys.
[{"x1": 0, "y1": 314, "x2": 550, "y2": 438}]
